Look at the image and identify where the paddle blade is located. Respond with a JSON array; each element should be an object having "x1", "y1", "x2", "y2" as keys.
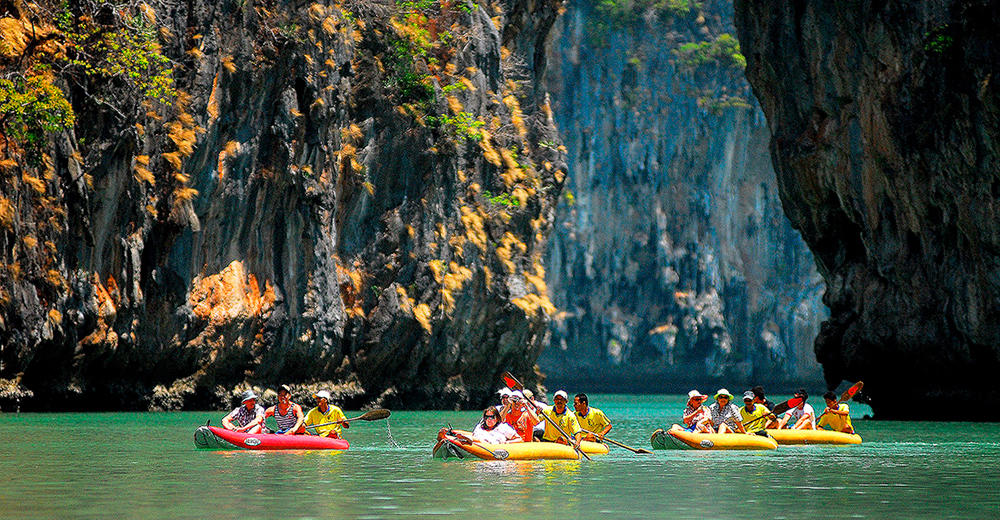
[
  {"x1": 502, "y1": 372, "x2": 523, "y2": 391},
  {"x1": 359, "y1": 409, "x2": 391, "y2": 421},
  {"x1": 772, "y1": 396, "x2": 804, "y2": 416},
  {"x1": 835, "y1": 381, "x2": 864, "y2": 405}
]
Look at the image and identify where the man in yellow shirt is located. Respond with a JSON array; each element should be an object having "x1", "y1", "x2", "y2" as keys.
[
  {"x1": 304, "y1": 390, "x2": 350, "y2": 438},
  {"x1": 538, "y1": 390, "x2": 583, "y2": 447},
  {"x1": 818, "y1": 390, "x2": 855, "y2": 433},
  {"x1": 739, "y1": 391, "x2": 771, "y2": 434},
  {"x1": 573, "y1": 393, "x2": 612, "y2": 441}
]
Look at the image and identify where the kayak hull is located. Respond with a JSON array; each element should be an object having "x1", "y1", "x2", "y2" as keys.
[
  {"x1": 194, "y1": 425, "x2": 350, "y2": 450},
  {"x1": 765, "y1": 428, "x2": 862, "y2": 445},
  {"x1": 651, "y1": 424, "x2": 778, "y2": 450},
  {"x1": 432, "y1": 429, "x2": 609, "y2": 460}
]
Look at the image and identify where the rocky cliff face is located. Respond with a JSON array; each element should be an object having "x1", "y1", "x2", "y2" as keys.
[
  {"x1": 735, "y1": 0, "x2": 1000, "y2": 418},
  {"x1": 0, "y1": 0, "x2": 564, "y2": 411},
  {"x1": 539, "y1": 0, "x2": 826, "y2": 392}
]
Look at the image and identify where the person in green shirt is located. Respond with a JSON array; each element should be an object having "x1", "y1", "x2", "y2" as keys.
[
  {"x1": 303, "y1": 390, "x2": 349, "y2": 438},
  {"x1": 739, "y1": 390, "x2": 771, "y2": 435}
]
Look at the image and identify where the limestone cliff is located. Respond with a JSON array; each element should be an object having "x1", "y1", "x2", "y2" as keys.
[
  {"x1": 0, "y1": 0, "x2": 564, "y2": 411},
  {"x1": 735, "y1": 0, "x2": 1000, "y2": 418},
  {"x1": 539, "y1": 0, "x2": 826, "y2": 392}
]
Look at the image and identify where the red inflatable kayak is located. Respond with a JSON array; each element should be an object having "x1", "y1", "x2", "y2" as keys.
[{"x1": 194, "y1": 425, "x2": 350, "y2": 450}]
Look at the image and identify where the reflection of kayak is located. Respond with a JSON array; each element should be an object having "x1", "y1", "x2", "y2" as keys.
[
  {"x1": 194, "y1": 425, "x2": 350, "y2": 450},
  {"x1": 432, "y1": 428, "x2": 609, "y2": 460},
  {"x1": 651, "y1": 424, "x2": 778, "y2": 450},
  {"x1": 765, "y1": 429, "x2": 862, "y2": 445}
]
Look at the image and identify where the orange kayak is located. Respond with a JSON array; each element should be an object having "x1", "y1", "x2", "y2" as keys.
[
  {"x1": 432, "y1": 428, "x2": 609, "y2": 460},
  {"x1": 651, "y1": 424, "x2": 778, "y2": 450},
  {"x1": 765, "y1": 428, "x2": 862, "y2": 445}
]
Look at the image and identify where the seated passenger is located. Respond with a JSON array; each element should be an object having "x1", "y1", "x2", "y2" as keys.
[
  {"x1": 751, "y1": 386, "x2": 779, "y2": 428},
  {"x1": 574, "y1": 393, "x2": 612, "y2": 441},
  {"x1": 303, "y1": 390, "x2": 349, "y2": 438},
  {"x1": 264, "y1": 384, "x2": 306, "y2": 434},
  {"x1": 502, "y1": 390, "x2": 540, "y2": 442},
  {"x1": 222, "y1": 390, "x2": 264, "y2": 433},
  {"x1": 473, "y1": 408, "x2": 522, "y2": 444},
  {"x1": 538, "y1": 390, "x2": 584, "y2": 447},
  {"x1": 739, "y1": 391, "x2": 771, "y2": 435},
  {"x1": 707, "y1": 388, "x2": 746, "y2": 434},
  {"x1": 777, "y1": 389, "x2": 816, "y2": 430},
  {"x1": 681, "y1": 390, "x2": 712, "y2": 433},
  {"x1": 522, "y1": 389, "x2": 547, "y2": 440},
  {"x1": 817, "y1": 390, "x2": 855, "y2": 433}
]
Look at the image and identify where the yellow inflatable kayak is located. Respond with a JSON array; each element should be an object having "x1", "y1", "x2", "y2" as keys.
[
  {"x1": 432, "y1": 428, "x2": 609, "y2": 460},
  {"x1": 765, "y1": 429, "x2": 862, "y2": 445},
  {"x1": 651, "y1": 424, "x2": 778, "y2": 450}
]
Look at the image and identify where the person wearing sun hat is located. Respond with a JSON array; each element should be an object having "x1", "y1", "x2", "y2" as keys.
[
  {"x1": 707, "y1": 388, "x2": 746, "y2": 434},
  {"x1": 222, "y1": 390, "x2": 264, "y2": 433},
  {"x1": 682, "y1": 389, "x2": 712, "y2": 433},
  {"x1": 303, "y1": 389, "x2": 350, "y2": 438},
  {"x1": 496, "y1": 387, "x2": 515, "y2": 410}
]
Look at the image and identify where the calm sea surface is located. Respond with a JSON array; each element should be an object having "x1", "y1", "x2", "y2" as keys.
[{"x1": 1, "y1": 394, "x2": 998, "y2": 519}]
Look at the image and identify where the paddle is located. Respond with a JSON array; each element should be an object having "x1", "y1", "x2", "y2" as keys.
[
  {"x1": 582, "y1": 429, "x2": 651, "y2": 454},
  {"x1": 306, "y1": 409, "x2": 392, "y2": 430},
  {"x1": 502, "y1": 371, "x2": 590, "y2": 460},
  {"x1": 741, "y1": 396, "x2": 804, "y2": 430},
  {"x1": 448, "y1": 426, "x2": 509, "y2": 460},
  {"x1": 818, "y1": 381, "x2": 864, "y2": 420}
]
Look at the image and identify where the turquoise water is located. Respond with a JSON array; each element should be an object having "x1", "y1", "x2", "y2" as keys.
[{"x1": 1, "y1": 395, "x2": 999, "y2": 519}]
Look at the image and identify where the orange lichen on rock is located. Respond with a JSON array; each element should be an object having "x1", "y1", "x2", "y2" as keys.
[
  {"x1": 478, "y1": 131, "x2": 502, "y2": 167},
  {"x1": 78, "y1": 274, "x2": 119, "y2": 347},
  {"x1": 512, "y1": 293, "x2": 556, "y2": 318},
  {"x1": 337, "y1": 264, "x2": 365, "y2": 318},
  {"x1": 206, "y1": 73, "x2": 221, "y2": 123},
  {"x1": 460, "y1": 206, "x2": 488, "y2": 252},
  {"x1": 188, "y1": 261, "x2": 276, "y2": 324}
]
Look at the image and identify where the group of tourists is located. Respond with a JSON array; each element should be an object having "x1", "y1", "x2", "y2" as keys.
[
  {"x1": 682, "y1": 386, "x2": 854, "y2": 435},
  {"x1": 220, "y1": 382, "x2": 854, "y2": 444},
  {"x1": 221, "y1": 385, "x2": 350, "y2": 438},
  {"x1": 472, "y1": 388, "x2": 613, "y2": 448}
]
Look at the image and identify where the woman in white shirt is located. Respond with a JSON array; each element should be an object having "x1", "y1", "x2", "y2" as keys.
[{"x1": 473, "y1": 408, "x2": 522, "y2": 444}]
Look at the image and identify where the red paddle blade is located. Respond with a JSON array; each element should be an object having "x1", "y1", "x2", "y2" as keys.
[
  {"x1": 772, "y1": 396, "x2": 804, "y2": 416},
  {"x1": 841, "y1": 381, "x2": 863, "y2": 402},
  {"x1": 502, "y1": 372, "x2": 522, "y2": 390}
]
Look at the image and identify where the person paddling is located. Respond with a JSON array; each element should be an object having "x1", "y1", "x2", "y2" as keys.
[
  {"x1": 574, "y1": 393, "x2": 612, "y2": 442},
  {"x1": 538, "y1": 390, "x2": 584, "y2": 447},
  {"x1": 818, "y1": 390, "x2": 855, "y2": 433},
  {"x1": 264, "y1": 385, "x2": 306, "y2": 435},
  {"x1": 304, "y1": 390, "x2": 349, "y2": 438},
  {"x1": 222, "y1": 390, "x2": 264, "y2": 434},
  {"x1": 739, "y1": 391, "x2": 771, "y2": 436},
  {"x1": 750, "y1": 386, "x2": 778, "y2": 428},
  {"x1": 776, "y1": 389, "x2": 816, "y2": 430}
]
